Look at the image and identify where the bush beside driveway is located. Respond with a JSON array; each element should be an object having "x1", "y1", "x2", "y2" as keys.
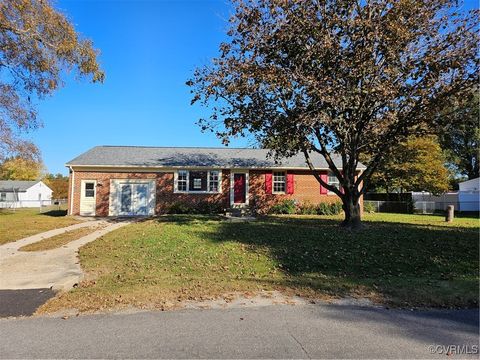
[{"x1": 38, "y1": 213, "x2": 479, "y2": 314}]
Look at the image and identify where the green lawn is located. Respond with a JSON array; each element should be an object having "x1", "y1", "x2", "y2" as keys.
[
  {"x1": 40, "y1": 213, "x2": 479, "y2": 313},
  {"x1": 0, "y1": 207, "x2": 80, "y2": 245}
]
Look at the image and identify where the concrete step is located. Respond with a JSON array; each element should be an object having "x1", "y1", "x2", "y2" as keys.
[{"x1": 225, "y1": 207, "x2": 252, "y2": 217}]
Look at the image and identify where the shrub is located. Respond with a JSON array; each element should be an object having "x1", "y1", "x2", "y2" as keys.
[
  {"x1": 363, "y1": 201, "x2": 376, "y2": 213},
  {"x1": 316, "y1": 202, "x2": 343, "y2": 215},
  {"x1": 167, "y1": 201, "x2": 195, "y2": 214},
  {"x1": 195, "y1": 201, "x2": 224, "y2": 214},
  {"x1": 269, "y1": 199, "x2": 297, "y2": 214},
  {"x1": 167, "y1": 201, "x2": 223, "y2": 215},
  {"x1": 329, "y1": 202, "x2": 343, "y2": 215},
  {"x1": 316, "y1": 202, "x2": 331, "y2": 215},
  {"x1": 297, "y1": 201, "x2": 317, "y2": 215}
]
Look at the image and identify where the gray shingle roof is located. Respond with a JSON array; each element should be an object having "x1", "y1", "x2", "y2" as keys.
[
  {"x1": 66, "y1": 146, "x2": 366, "y2": 170},
  {"x1": 0, "y1": 180, "x2": 42, "y2": 192}
]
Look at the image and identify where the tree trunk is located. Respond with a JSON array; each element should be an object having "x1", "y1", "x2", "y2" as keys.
[{"x1": 341, "y1": 195, "x2": 363, "y2": 230}]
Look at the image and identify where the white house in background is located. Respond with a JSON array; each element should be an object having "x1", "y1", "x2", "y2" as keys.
[
  {"x1": 458, "y1": 177, "x2": 480, "y2": 212},
  {"x1": 0, "y1": 180, "x2": 53, "y2": 208}
]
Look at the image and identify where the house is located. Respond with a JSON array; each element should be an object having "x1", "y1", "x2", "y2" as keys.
[
  {"x1": 66, "y1": 146, "x2": 365, "y2": 217},
  {"x1": 458, "y1": 177, "x2": 479, "y2": 212},
  {"x1": 0, "y1": 180, "x2": 53, "y2": 209}
]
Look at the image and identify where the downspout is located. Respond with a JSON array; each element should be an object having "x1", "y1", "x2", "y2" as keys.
[{"x1": 69, "y1": 166, "x2": 75, "y2": 215}]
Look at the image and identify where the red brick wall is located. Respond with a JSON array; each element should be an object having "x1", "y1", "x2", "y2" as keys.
[
  {"x1": 69, "y1": 169, "x2": 360, "y2": 216},
  {"x1": 69, "y1": 170, "x2": 230, "y2": 216},
  {"x1": 155, "y1": 170, "x2": 231, "y2": 214},
  {"x1": 249, "y1": 170, "x2": 342, "y2": 214}
]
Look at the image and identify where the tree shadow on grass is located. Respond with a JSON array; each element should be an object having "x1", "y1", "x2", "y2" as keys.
[
  {"x1": 40, "y1": 210, "x2": 68, "y2": 217},
  {"x1": 157, "y1": 215, "x2": 479, "y2": 308}
]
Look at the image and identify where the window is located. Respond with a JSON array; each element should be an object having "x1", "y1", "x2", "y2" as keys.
[
  {"x1": 85, "y1": 182, "x2": 95, "y2": 197},
  {"x1": 177, "y1": 171, "x2": 188, "y2": 192},
  {"x1": 189, "y1": 171, "x2": 207, "y2": 191},
  {"x1": 193, "y1": 178, "x2": 202, "y2": 189},
  {"x1": 176, "y1": 170, "x2": 221, "y2": 193},
  {"x1": 0, "y1": 193, "x2": 6, "y2": 202},
  {"x1": 273, "y1": 171, "x2": 286, "y2": 193},
  {"x1": 209, "y1": 171, "x2": 219, "y2": 192},
  {"x1": 328, "y1": 173, "x2": 341, "y2": 191}
]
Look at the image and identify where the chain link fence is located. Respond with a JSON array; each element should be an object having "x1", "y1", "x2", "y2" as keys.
[{"x1": 364, "y1": 200, "x2": 411, "y2": 213}]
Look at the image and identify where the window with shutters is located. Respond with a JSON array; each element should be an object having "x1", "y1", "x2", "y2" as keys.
[
  {"x1": 273, "y1": 171, "x2": 286, "y2": 193},
  {"x1": 328, "y1": 173, "x2": 342, "y2": 193}
]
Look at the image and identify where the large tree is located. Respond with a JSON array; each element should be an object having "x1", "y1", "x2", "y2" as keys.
[
  {"x1": 0, "y1": 0, "x2": 104, "y2": 160},
  {"x1": 437, "y1": 88, "x2": 479, "y2": 180},
  {"x1": 0, "y1": 156, "x2": 45, "y2": 180},
  {"x1": 368, "y1": 136, "x2": 450, "y2": 195},
  {"x1": 188, "y1": 0, "x2": 478, "y2": 228},
  {"x1": 43, "y1": 173, "x2": 69, "y2": 199}
]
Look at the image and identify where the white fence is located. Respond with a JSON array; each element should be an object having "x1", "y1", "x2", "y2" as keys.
[
  {"x1": 0, "y1": 199, "x2": 66, "y2": 210},
  {"x1": 411, "y1": 192, "x2": 459, "y2": 211},
  {"x1": 0, "y1": 199, "x2": 51, "y2": 209},
  {"x1": 365, "y1": 199, "x2": 479, "y2": 214},
  {"x1": 414, "y1": 201, "x2": 436, "y2": 214},
  {"x1": 412, "y1": 191, "x2": 479, "y2": 212}
]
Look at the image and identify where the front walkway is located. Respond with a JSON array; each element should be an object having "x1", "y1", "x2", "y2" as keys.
[{"x1": 0, "y1": 220, "x2": 130, "y2": 290}]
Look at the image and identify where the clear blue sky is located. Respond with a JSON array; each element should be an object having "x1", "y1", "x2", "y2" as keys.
[
  {"x1": 35, "y1": 0, "x2": 243, "y2": 175},
  {"x1": 32, "y1": 0, "x2": 478, "y2": 175}
]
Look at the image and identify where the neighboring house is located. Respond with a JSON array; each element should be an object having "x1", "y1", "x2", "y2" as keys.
[
  {"x1": 0, "y1": 180, "x2": 53, "y2": 209},
  {"x1": 458, "y1": 177, "x2": 479, "y2": 212},
  {"x1": 66, "y1": 146, "x2": 366, "y2": 217}
]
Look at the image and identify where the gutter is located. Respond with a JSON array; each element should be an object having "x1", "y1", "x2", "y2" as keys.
[
  {"x1": 66, "y1": 164, "x2": 368, "y2": 171},
  {"x1": 69, "y1": 166, "x2": 75, "y2": 216}
]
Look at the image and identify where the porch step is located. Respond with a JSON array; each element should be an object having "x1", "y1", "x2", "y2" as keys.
[{"x1": 225, "y1": 207, "x2": 252, "y2": 218}]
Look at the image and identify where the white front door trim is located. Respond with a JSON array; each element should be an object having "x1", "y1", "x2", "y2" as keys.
[{"x1": 230, "y1": 170, "x2": 249, "y2": 207}]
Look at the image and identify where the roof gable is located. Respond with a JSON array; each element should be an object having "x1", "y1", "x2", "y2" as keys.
[{"x1": 0, "y1": 180, "x2": 42, "y2": 192}]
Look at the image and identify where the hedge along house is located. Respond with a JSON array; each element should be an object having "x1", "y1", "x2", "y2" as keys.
[{"x1": 66, "y1": 146, "x2": 366, "y2": 217}]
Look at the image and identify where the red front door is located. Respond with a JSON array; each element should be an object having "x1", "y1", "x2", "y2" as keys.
[{"x1": 233, "y1": 173, "x2": 246, "y2": 204}]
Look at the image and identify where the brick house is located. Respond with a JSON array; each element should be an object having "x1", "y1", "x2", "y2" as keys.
[{"x1": 66, "y1": 146, "x2": 365, "y2": 216}]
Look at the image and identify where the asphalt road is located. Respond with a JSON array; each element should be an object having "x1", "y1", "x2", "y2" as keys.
[
  {"x1": 0, "y1": 288, "x2": 55, "y2": 317},
  {"x1": 0, "y1": 304, "x2": 478, "y2": 359}
]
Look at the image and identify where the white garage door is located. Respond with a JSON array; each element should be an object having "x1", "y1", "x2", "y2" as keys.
[{"x1": 110, "y1": 180, "x2": 155, "y2": 216}]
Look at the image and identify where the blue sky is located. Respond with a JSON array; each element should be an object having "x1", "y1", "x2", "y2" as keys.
[
  {"x1": 35, "y1": 0, "x2": 242, "y2": 174},
  {"x1": 31, "y1": 0, "x2": 478, "y2": 174}
]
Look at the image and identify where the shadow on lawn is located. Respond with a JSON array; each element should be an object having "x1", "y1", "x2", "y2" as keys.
[
  {"x1": 158, "y1": 215, "x2": 479, "y2": 307},
  {"x1": 40, "y1": 210, "x2": 68, "y2": 217}
]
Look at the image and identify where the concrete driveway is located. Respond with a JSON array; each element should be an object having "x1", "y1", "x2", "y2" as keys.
[{"x1": 0, "y1": 220, "x2": 129, "y2": 291}]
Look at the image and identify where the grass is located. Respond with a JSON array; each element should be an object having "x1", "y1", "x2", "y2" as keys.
[
  {"x1": 0, "y1": 206, "x2": 81, "y2": 245},
  {"x1": 39, "y1": 213, "x2": 479, "y2": 313},
  {"x1": 18, "y1": 225, "x2": 104, "y2": 252}
]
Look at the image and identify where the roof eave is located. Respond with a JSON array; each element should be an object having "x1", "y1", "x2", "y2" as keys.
[{"x1": 65, "y1": 163, "x2": 367, "y2": 171}]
